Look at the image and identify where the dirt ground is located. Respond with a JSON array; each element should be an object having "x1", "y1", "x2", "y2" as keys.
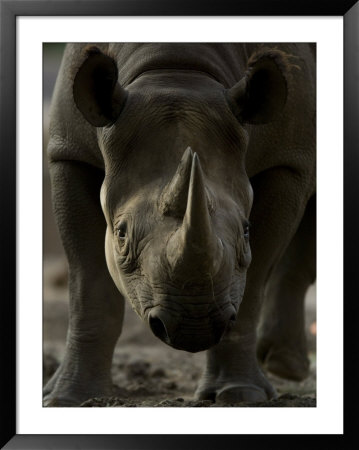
[{"x1": 43, "y1": 256, "x2": 316, "y2": 408}]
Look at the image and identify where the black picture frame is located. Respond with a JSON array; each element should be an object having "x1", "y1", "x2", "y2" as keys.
[{"x1": 1, "y1": 0, "x2": 357, "y2": 448}]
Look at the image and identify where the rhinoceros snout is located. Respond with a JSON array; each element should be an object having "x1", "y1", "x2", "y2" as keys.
[{"x1": 148, "y1": 305, "x2": 236, "y2": 353}]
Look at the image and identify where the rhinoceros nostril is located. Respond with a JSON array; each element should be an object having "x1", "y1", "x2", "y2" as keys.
[
  {"x1": 149, "y1": 313, "x2": 170, "y2": 344},
  {"x1": 229, "y1": 313, "x2": 237, "y2": 323}
]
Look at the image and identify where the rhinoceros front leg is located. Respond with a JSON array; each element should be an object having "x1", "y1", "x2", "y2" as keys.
[
  {"x1": 196, "y1": 167, "x2": 313, "y2": 403},
  {"x1": 43, "y1": 160, "x2": 124, "y2": 406},
  {"x1": 257, "y1": 194, "x2": 316, "y2": 381}
]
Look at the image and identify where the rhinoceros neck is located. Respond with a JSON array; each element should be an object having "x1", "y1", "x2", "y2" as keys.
[{"x1": 110, "y1": 43, "x2": 248, "y2": 88}]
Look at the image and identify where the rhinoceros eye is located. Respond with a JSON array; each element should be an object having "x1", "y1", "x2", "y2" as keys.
[
  {"x1": 117, "y1": 222, "x2": 127, "y2": 241},
  {"x1": 243, "y1": 221, "x2": 250, "y2": 240}
]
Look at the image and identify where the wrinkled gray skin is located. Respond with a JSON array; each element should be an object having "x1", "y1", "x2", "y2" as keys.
[{"x1": 44, "y1": 43, "x2": 316, "y2": 406}]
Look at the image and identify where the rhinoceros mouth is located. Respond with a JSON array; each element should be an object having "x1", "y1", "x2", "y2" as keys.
[{"x1": 146, "y1": 301, "x2": 237, "y2": 353}]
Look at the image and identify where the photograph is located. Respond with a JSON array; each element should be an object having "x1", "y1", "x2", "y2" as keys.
[{"x1": 43, "y1": 42, "x2": 317, "y2": 408}]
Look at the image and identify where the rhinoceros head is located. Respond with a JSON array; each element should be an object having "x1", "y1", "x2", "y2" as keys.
[{"x1": 73, "y1": 46, "x2": 287, "y2": 352}]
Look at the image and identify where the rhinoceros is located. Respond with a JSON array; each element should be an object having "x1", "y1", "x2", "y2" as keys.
[{"x1": 44, "y1": 43, "x2": 316, "y2": 406}]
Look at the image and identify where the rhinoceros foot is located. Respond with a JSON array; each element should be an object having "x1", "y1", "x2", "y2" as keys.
[
  {"x1": 43, "y1": 395, "x2": 80, "y2": 407},
  {"x1": 43, "y1": 383, "x2": 114, "y2": 407},
  {"x1": 257, "y1": 338, "x2": 310, "y2": 382},
  {"x1": 195, "y1": 360, "x2": 277, "y2": 404},
  {"x1": 43, "y1": 384, "x2": 114, "y2": 407},
  {"x1": 197, "y1": 383, "x2": 274, "y2": 404},
  {"x1": 195, "y1": 374, "x2": 277, "y2": 404},
  {"x1": 216, "y1": 384, "x2": 271, "y2": 403},
  {"x1": 194, "y1": 333, "x2": 278, "y2": 404},
  {"x1": 43, "y1": 363, "x2": 114, "y2": 407}
]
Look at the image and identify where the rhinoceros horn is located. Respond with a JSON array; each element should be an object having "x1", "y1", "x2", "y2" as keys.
[
  {"x1": 160, "y1": 146, "x2": 193, "y2": 217},
  {"x1": 166, "y1": 152, "x2": 223, "y2": 279}
]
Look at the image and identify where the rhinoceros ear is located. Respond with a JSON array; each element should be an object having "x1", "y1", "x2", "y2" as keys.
[
  {"x1": 227, "y1": 50, "x2": 289, "y2": 124},
  {"x1": 73, "y1": 46, "x2": 127, "y2": 127}
]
